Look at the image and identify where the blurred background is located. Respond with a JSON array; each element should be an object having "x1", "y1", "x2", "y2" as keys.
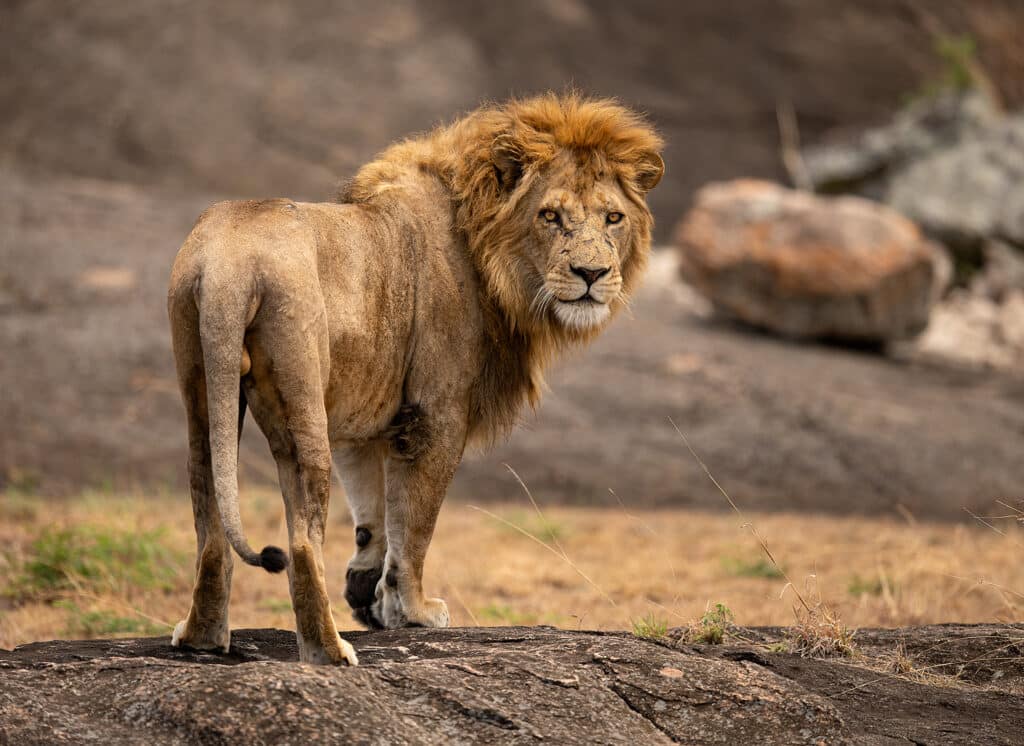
[{"x1": 2, "y1": 1, "x2": 1023, "y2": 645}]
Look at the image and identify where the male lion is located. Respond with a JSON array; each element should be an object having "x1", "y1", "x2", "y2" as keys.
[{"x1": 167, "y1": 93, "x2": 663, "y2": 665}]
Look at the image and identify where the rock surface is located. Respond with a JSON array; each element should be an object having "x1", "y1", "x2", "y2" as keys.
[
  {"x1": 916, "y1": 287, "x2": 1024, "y2": 370},
  {"x1": 803, "y1": 94, "x2": 1024, "y2": 370},
  {"x1": 2, "y1": 625, "x2": 1023, "y2": 744},
  {"x1": 805, "y1": 92, "x2": 1024, "y2": 267},
  {"x1": 674, "y1": 180, "x2": 945, "y2": 342}
]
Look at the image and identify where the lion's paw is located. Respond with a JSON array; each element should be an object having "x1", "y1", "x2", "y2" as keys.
[
  {"x1": 344, "y1": 564, "x2": 383, "y2": 610},
  {"x1": 338, "y1": 636, "x2": 359, "y2": 666},
  {"x1": 171, "y1": 618, "x2": 230, "y2": 653},
  {"x1": 406, "y1": 597, "x2": 450, "y2": 628},
  {"x1": 296, "y1": 629, "x2": 359, "y2": 665},
  {"x1": 369, "y1": 592, "x2": 449, "y2": 629}
]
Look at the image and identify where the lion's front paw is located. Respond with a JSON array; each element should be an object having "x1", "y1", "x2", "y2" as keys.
[
  {"x1": 406, "y1": 597, "x2": 450, "y2": 628},
  {"x1": 371, "y1": 591, "x2": 449, "y2": 629},
  {"x1": 171, "y1": 617, "x2": 230, "y2": 653}
]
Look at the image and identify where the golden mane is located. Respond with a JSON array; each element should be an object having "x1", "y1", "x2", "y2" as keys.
[{"x1": 341, "y1": 93, "x2": 664, "y2": 445}]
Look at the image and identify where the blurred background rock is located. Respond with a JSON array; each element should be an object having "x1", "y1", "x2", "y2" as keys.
[{"x1": 2, "y1": 0, "x2": 1023, "y2": 517}]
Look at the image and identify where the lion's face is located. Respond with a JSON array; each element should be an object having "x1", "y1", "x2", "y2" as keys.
[{"x1": 523, "y1": 165, "x2": 637, "y2": 331}]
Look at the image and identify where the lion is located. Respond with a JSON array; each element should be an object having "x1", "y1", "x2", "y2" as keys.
[{"x1": 167, "y1": 92, "x2": 664, "y2": 665}]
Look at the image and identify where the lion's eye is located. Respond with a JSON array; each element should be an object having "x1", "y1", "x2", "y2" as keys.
[
  {"x1": 540, "y1": 209, "x2": 560, "y2": 223},
  {"x1": 606, "y1": 212, "x2": 624, "y2": 224}
]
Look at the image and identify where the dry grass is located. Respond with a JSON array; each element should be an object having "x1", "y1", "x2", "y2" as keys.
[
  {"x1": 2, "y1": 487, "x2": 1024, "y2": 650},
  {"x1": 785, "y1": 604, "x2": 857, "y2": 658}
]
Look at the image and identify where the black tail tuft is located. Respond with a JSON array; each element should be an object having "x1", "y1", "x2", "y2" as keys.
[{"x1": 259, "y1": 545, "x2": 288, "y2": 573}]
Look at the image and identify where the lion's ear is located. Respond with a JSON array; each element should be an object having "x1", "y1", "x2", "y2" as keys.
[
  {"x1": 634, "y1": 152, "x2": 665, "y2": 193},
  {"x1": 491, "y1": 136, "x2": 524, "y2": 191}
]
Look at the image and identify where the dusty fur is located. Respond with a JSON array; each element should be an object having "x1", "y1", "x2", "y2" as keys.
[{"x1": 169, "y1": 92, "x2": 663, "y2": 664}]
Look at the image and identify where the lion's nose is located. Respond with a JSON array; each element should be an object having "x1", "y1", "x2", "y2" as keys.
[{"x1": 570, "y1": 265, "x2": 610, "y2": 287}]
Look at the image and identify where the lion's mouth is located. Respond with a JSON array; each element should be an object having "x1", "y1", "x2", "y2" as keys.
[
  {"x1": 565, "y1": 293, "x2": 602, "y2": 305},
  {"x1": 552, "y1": 294, "x2": 612, "y2": 330}
]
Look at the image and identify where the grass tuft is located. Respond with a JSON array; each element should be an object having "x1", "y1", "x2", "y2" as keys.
[
  {"x1": 688, "y1": 603, "x2": 734, "y2": 645},
  {"x1": 888, "y1": 640, "x2": 914, "y2": 674},
  {"x1": 632, "y1": 612, "x2": 669, "y2": 640},
  {"x1": 785, "y1": 604, "x2": 856, "y2": 658}
]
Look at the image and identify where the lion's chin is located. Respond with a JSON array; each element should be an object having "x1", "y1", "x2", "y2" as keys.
[{"x1": 552, "y1": 299, "x2": 611, "y2": 331}]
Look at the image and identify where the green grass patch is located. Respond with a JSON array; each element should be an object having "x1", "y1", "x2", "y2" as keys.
[
  {"x1": 497, "y1": 510, "x2": 567, "y2": 544},
  {"x1": 0, "y1": 492, "x2": 39, "y2": 522},
  {"x1": 261, "y1": 598, "x2": 293, "y2": 613},
  {"x1": 847, "y1": 574, "x2": 885, "y2": 597},
  {"x1": 721, "y1": 555, "x2": 784, "y2": 579},
  {"x1": 632, "y1": 612, "x2": 669, "y2": 640},
  {"x1": 913, "y1": 32, "x2": 989, "y2": 103},
  {"x1": 477, "y1": 603, "x2": 564, "y2": 626},
  {"x1": 3, "y1": 468, "x2": 41, "y2": 497},
  {"x1": 8, "y1": 525, "x2": 184, "y2": 600}
]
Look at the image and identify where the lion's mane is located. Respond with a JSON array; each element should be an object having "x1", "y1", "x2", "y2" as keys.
[{"x1": 340, "y1": 93, "x2": 664, "y2": 445}]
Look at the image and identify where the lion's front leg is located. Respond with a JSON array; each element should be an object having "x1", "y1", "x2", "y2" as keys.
[
  {"x1": 334, "y1": 442, "x2": 388, "y2": 627},
  {"x1": 370, "y1": 404, "x2": 464, "y2": 629}
]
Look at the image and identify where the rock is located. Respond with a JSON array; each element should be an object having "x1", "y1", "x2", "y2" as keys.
[
  {"x1": 805, "y1": 92, "x2": 1024, "y2": 271},
  {"x1": 888, "y1": 116, "x2": 1024, "y2": 255},
  {"x1": 0, "y1": 627, "x2": 842, "y2": 745},
  {"x1": 805, "y1": 92, "x2": 1001, "y2": 200},
  {"x1": 674, "y1": 180, "x2": 946, "y2": 342},
  {"x1": 915, "y1": 291, "x2": 1015, "y2": 369},
  {"x1": 916, "y1": 287, "x2": 1024, "y2": 370},
  {"x1": 971, "y1": 240, "x2": 1024, "y2": 301},
  {"x1": 3, "y1": 625, "x2": 1024, "y2": 744},
  {"x1": 805, "y1": 93, "x2": 1024, "y2": 367},
  {"x1": 1000, "y1": 291, "x2": 1024, "y2": 351}
]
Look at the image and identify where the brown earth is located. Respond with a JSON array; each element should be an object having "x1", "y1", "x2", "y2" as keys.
[
  {"x1": 2, "y1": 168, "x2": 1024, "y2": 517},
  {"x1": 2, "y1": 625, "x2": 1023, "y2": 744}
]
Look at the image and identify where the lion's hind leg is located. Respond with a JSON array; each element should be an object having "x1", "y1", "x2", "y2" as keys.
[
  {"x1": 169, "y1": 314, "x2": 235, "y2": 653},
  {"x1": 243, "y1": 330, "x2": 357, "y2": 666}
]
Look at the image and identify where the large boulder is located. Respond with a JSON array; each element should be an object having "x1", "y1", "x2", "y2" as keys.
[{"x1": 674, "y1": 180, "x2": 947, "y2": 342}]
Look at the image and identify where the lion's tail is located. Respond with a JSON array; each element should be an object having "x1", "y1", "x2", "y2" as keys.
[{"x1": 198, "y1": 268, "x2": 287, "y2": 574}]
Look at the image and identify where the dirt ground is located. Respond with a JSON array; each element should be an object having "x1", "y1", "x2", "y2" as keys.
[{"x1": 3, "y1": 489, "x2": 1023, "y2": 651}]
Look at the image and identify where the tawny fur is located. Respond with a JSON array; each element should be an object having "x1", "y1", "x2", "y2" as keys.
[
  {"x1": 168, "y1": 93, "x2": 663, "y2": 665},
  {"x1": 342, "y1": 92, "x2": 664, "y2": 444}
]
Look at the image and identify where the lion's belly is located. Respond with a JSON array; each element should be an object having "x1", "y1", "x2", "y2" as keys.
[{"x1": 323, "y1": 320, "x2": 410, "y2": 443}]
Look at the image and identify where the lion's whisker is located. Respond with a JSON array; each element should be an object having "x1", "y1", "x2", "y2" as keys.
[{"x1": 530, "y1": 285, "x2": 555, "y2": 322}]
